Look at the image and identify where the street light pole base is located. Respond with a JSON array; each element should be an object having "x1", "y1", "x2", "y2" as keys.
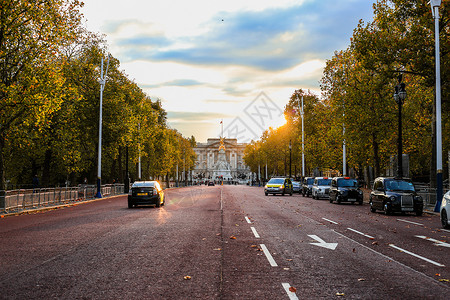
[{"x1": 95, "y1": 178, "x2": 103, "y2": 198}]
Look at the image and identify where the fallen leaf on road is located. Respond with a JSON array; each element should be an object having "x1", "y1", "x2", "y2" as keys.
[
  {"x1": 202, "y1": 238, "x2": 206, "y2": 240},
  {"x1": 230, "y1": 236, "x2": 236, "y2": 239},
  {"x1": 372, "y1": 241, "x2": 378, "y2": 245},
  {"x1": 352, "y1": 248, "x2": 356, "y2": 253},
  {"x1": 336, "y1": 292, "x2": 345, "y2": 296},
  {"x1": 438, "y1": 279, "x2": 449, "y2": 282},
  {"x1": 289, "y1": 286, "x2": 297, "y2": 293},
  {"x1": 216, "y1": 233, "x2": 221, "y2": 236},
  {"x1": 286, "y1": 259, "x2": 293, "y2": 261},
  {"x1": 184, "y1": 276, "x2": 191, "y2": 280},
  {"x1": 250, "y1": 245, "x2": 257, "y2": 248},
  {"x1": 358, "y1": 278, "x2": 365, "y2": 281},
  {"x1": 435, "y1": 273, "x2": 441, "y2": 277},
  {"x1": 283, "y1": 268, "x2": 290, "y2": 271},
  {"x1": 213, "y1": 248, "x2": 222, "y2": 251}
]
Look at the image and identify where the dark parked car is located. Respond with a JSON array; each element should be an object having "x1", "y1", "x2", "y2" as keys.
[
  {"x1": 264, "y1": 177, "x2": 293, "y2": 196},
  {"x1": 329, "y1": 177, "x2": 363, "y2": 204},
  {"x1": 208, "y1": 181, "x2": 215, "y2": 186},
  {"x1": 128, "y1": 181, "x2": 165, "y2": 208},
  {"x1": 369, "y1": 177, "x2": 423, "y2": 215},
  {"x1": 292, "y1": 181, "x2": 301, "y2": 193},
  {"x1": 302, "y1": 177, "x2": 314, "y2": 197}
]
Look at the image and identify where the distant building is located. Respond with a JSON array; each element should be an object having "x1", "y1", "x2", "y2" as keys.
[{"x1": 192, "y1": 138, "x2": 251, "y2": 183}]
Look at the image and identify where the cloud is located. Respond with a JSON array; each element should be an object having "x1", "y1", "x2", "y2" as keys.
[
  {"x1": 167, "y1": 111, "x2": 232, "y2": 122},
  {"x1": 111, "y1": 0, "x2": 373, "y2": 71}
]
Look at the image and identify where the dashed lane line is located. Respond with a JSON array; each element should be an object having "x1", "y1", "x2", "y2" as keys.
[
  {"x1": 347, "y1": 227, "x2": 374, "y2": 239},
  {"x1": 322, "y1": 217, "x2": 338, "y2": 224},
  {"x1": 389, "y1": 244, "x2": 445, "y2": 267},
  {"x1": 282, "y1": 283, "x2": 299, "y2": 300},
  {"x1": 251, "y1": 227, "x2": 260, "y2": 238},
  {"x1": 260, "y1": 244, "x2": 278, "y2": 267},
  {"x1": 245, "y1": 216, "x2": 252, "y2": 224},
  {"x1": 397, "y1": 219, "x2": 423, "y2": 226}
]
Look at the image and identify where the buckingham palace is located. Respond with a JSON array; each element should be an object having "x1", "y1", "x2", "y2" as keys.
[{"x1": 192, "y1": 138, "x2": 251, "y2": 183}]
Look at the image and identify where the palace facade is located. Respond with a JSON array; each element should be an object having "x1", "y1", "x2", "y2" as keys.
[{"x1": 192, "y1": 138, "x2": 251, "y2": 183}]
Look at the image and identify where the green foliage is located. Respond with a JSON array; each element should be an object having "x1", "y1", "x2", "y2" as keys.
[
  {"x1": 0, "y1": 0, "x2": 196, "y2": 189},
  {"x1": 245, "y1": 0, "x2": 449, "y2": 182}
]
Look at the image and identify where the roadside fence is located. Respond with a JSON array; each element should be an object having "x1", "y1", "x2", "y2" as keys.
[{"x1": 0, "y1": 184, "x2": 124, "y2": 214}]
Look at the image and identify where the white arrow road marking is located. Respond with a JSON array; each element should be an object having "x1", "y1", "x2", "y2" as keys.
[
  {"x1": 282, "y1": 283, "x2": 299, "y2": 300},
  {"x1": 260, "y1": 244, "x2": 278, "y2": 267},
  {"x1": 415, "y1": 235, "x2": 450, "y2": 248},
  {"x1": 389, "y1": 244, "x2": 445, "y2": 267},
  {"x1": 308, "y1": 235, "x2": 338, "y2": 250}
]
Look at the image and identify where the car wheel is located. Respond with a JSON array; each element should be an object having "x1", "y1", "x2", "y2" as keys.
[
  {"x1": 358, "y1": 201, "x2": 363, "y2": 205},
  {"x1": 155, "y1": 197, "x2": 161, "y2": 207},
  {"x1": 337, "y1": 197, "x2": 341, "y2": 204},
  {"x1": 265, "y1": 192, "x2": 268, "y2": 196},
  {"x1": 290, "y1": 191, "x2": 293, "y2": 196},
  {"x1": 128, "y1": 201, "x2": 133, "y2": 208},
  {"x1": 329, "y1": 197, "x2": 333, "y2": 203},
  {"x1": 441, "y1": 210, "x2": 450, "y2": 229},
  {"x1": 416, "y1": 209, "x2": 423, "y2": 216}
]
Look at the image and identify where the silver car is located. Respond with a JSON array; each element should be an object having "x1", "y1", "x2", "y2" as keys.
[
  {"x1": 440, "y1": 190, "x2": 450, "y2": 229},
  {"x1": 312, "y1": 177, "x2": 332, "y2": 200}
]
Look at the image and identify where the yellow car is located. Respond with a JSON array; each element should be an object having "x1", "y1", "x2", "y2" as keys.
[{"x1": 264, "y1": 178, "x2": 293, "y2": 196}]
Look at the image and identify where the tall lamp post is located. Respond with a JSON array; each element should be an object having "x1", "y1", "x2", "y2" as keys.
[
  {"x1": 297, "y1": 92, "x2": 305, "y2": 178},
  {"x1": 96, "y1": 55, "x2": 110, "y2": 198},
  {"x1": 393, "y1": 74, "x2": 407, "y2": 178},
  {"x1": 289, "y1": 140, "x2": 292, "y2": 178},
  {"x1": 431, "y1": 0, "x2": 443, "y2": 212}
]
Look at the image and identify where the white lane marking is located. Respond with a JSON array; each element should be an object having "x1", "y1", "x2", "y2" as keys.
[
  {"x1": 251, "y1": 227, "x2": 260, "y2": 238},
  {"x1": 282, "y1": 283, "x2": 299, "y2": 300},
  {"x1": 332, "y1": 230, "x2": 440, "y2": 282},
  {"x1": 441, "y1": 228, "x2": 450, "y2": 233},
  {"x1": 245, "y1": 216, "x2": 252, "y2": 224},
  {"x1": 308, "y1": 235, "x2": 338, "y2": 250},
  {"x1": 322, "y1": 217, "x2": 338, "y2": 224},
  {"x1": 347, "y1": 228, "x2": 374, "y2": 239},
  {"x1": 260, "y1": 244, "x2": 278, "y2": 267},
  {"x1": 415, "y1": 235, "x2": 450, "y2": 248},
  {"x1": 220, "y1": 188, "x2": 223, "y2": 210},
  {"x1": 397, "y1": 219, "x2": 423, "y2": 226},
  {"x1": 389, "y1": 244, "x2": 445, "y2": 267}
]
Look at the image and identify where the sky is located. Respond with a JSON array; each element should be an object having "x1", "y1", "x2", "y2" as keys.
[{"x1": 81, "y1": 0, "x2": 375, "y2": 143}]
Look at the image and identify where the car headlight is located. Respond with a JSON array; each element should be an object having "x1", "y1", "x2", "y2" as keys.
[
  {"x1": 280, "y1": 185, "x2": 284, "y2": 189},
  {"x1": 414, "y1": 195, "x2": 423, "y2": 202},
  {"x1": 389, "y1": 196, "x2": 396, "y2": 202},
  {"x1": 358, "y1": 190, "x2": 363, "y2": 194}
]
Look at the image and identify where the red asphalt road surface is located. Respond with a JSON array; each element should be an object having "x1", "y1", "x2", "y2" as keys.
[{"x1": 0, "y1": 185, "x2": 449, "y2": 299}]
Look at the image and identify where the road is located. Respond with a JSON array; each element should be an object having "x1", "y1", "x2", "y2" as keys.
[{"x1": 0, "y1": 185, "x2": 449, "y2": 299}]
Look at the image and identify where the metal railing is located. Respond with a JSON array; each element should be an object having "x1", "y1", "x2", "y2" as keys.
[{"x1": 0, "y1": 184, "x2": 124, "y2": 214}]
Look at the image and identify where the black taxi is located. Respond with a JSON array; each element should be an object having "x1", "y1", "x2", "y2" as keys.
[{"x1": 369, "y1": 177, "x2": 423, "y2": 215}]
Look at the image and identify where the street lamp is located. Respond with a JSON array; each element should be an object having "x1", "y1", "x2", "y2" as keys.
[
  {"x1": 430, "y1": 0, "x2": 443, "y2": 212},
  {"x1": 289, "y1": 140, "x2": 292, "y2": 179},
  {"x1": 95, "y1": 55, "x2": 110, "y2": 198},
  {"x1": 393, "y1": 74, "x2": 407, "y2": 178}
]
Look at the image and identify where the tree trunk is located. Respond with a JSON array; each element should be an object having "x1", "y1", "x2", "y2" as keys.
[
  {"x1": 372, "y1": 133, "x2": 380, "y2": 177},
  {"x1": 0, "y1": 134, "x2": 5, "y2": 190},
  {"x1": 42, "y1": 148, "x2": 52, "y2": 187}
]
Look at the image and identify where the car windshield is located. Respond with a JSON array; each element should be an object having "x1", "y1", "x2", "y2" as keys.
[
  {"x1": 306, "y1": 178, "x2": 314, "y2": 184},
  {"x1": 385, "y1": 180, "x2": 415, "y2": 192},
  {"x1": 268, "y1": 178, "x2": 284, "y2": 184},
  {"x1": 317, "y1": 179, "x2": 331, "y2": 186},
  {"x1": 337, "y1": 179, "x2": 357, "y2": 187}
]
